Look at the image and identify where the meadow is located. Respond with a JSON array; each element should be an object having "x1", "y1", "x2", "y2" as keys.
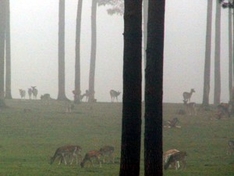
[{"x1": 0, "y1": 100, "x2": 233, "y2": 175}]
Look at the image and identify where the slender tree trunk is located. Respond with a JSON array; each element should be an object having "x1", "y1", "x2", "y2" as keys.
[
  {"x1": 214, "y1": 0, "x2": 221, "y2": 105},
  {"x1": 57, "y1": 0, "x2": 67, "y2": 100},
  {"x1": 0, "y1": 0, "x2": 6, "y2": 107},
  {"x1": 5, "y1": 0, "x2": 12, "y2": 99},
  {"x1": 144, "y1": 0, "x2": 165, "y2": 175},
  {"x1": 88, "y1": 0, "x2": 97, "y2": 102},
  {"x1": 202, "y1": 0, "x2": 213, "y2": 107},
  {"x1": 228, "y1": 2, "x2": 233, "y2": 102},
  {"x1": 74, "y1": 0, "x2": 83, "y2": 104},
  {"x1": 119, "y1": 1, "x2": 142, "y2": 176}
]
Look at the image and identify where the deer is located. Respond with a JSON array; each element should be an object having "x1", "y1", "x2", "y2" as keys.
[
  {"x1": 19, "y1": 89, "x2": 26, "y2": 99},
  {"x1": 28, "y1": 88, "x2": 32, "y2": 99},
  {"x1": 31, "y1": 86, "x2": 38, "y2": 99},
  {"x1": 99, "y1": 145, "x2": 115, "y2": 163},
  {"x1": 183, "y1": 100, "x2": 197, "y2": 116},
  {"x1": 164, "y1": 151, "x2": 187, "y2": 170},
  {"x1": 50, "y1": 145, "x2": 82, "y2": 165},
  {"x1": 163, "y1": 118, "x2": 181, "y2": 128},
  {"x1": 163, "y1": 149, "x2": 180, "y2": 169},
  {"x1": 227, "y1": 140, "x2": 234, "y2": 155},
  {"x1": 183, "y1": 89, "x2": 195, "y2": 102},
  {"x1": 217, "y1": 103, "x2": 230, "y2": 119},
  {"x1": 80, "y1": 150, "x2": 102, "y2": 168},
  {"x1": 110, "y1": 90, "x2": 121, "y2": 102}
]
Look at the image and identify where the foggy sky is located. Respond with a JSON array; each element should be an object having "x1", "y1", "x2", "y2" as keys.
[{"x1": 10, "y1": 1, "x2": 229, "y2": 103}]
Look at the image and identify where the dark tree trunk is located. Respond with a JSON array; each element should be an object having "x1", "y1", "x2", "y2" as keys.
[
  {"x1": 143, "y1": 0, "x2": 148, "y2": 68},
  {"x1": 0, "y1": 0, "x2": 6, "y2": 107},
  {"x1": 202, "y1": 0, "x2": 213, "y2": 107},
  {"x1": 57, "y1": 0, "x2": 67, "y2": 100},
  {"x1": 5, "y1": 0, "x2": 12, "y2": 99},
  {"x1": 214, "y1": 0, "x2": 221, "y2": 105},
  {"x1": 119, "y1": 1, "x2": 142, "y2": 176},
  {"x1": 88, "y1": 0, "x2": 97, "y2": 102},
  {"x1": 144, "y1": 0, "x2": 165, "y2": 175},
  {"x1": 74, "y1": 0, "x2": 83, "y2": 104}
]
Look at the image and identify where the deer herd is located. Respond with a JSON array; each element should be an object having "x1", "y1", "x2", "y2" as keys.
[{"x1": 50, "y1": 145, "x2": 115, "y2": 168}]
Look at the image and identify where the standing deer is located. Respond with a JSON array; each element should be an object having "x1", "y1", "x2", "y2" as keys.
[
  {"x1": 183, "y1": 89, "x2": 195, "y2": 102},
  {"x1": 19, "y1": 89, "x2": 26, "y2": 99},
  {"x1": 110, "y1": 90, "x2": 121, "y2": 102},
  {"x1": 183, "y1": 100, "x2": 197, "y2": 116},
  {"x1": 28, "y1": 88, "x2": 32, "y2": 99},
  {"x1": 50, "y1": 145, "x2": 82, "y2": 165},
  {"x1": 163, "y1": 149, "x2": 180, "y2": 169},
  {"x1": 164, "y1": 151, "x2": 187, "y2": 170},
  {"x1": 31, "y1": 86, "x2": 38, "y2": 99}
]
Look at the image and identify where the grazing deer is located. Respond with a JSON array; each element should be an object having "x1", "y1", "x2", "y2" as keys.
[
  {"x1": 227, "y1": 140, "x2": 234, "y2": 155},
  {"x1": 163, "y1": 149, "x2": 180, "y2": 169},
  {"x1": 80, "y1": 150, "x2": 102, "y2": 168},
  {"x1": 164, "y1": 151, "x2": 187, "y2": 170},
  {"x1": 19, "y1": 89, "x2": 26, "y2": 99},
  {"x1": 50, "y1": 145, "x2": 82, "y2": 165},
  {"x1": 217, "y1": 103, "x2": 230, "y2": 119},
  {"x1": 183, "y1": 89, "x2": 195, "y2": 102},
  {"x1": 183, "y1": 100, "x2": 197, "y2": 116},
  {"x1": 110, "y1": 90, "x2": 121, "y2": 102},
  {"x1": 99, "y1": 145, "x2": 115, "y2": 163},
  {"x1": 28, "y1": 88, "x2": 32, "y2": 99},
  {"x1": 31, "y1": 86, "x2": 38, "y2": 99}
]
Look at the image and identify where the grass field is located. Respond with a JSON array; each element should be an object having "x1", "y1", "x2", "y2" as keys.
[{"x1": 0, "y1": 100, "x2": 233, "y2": 175}]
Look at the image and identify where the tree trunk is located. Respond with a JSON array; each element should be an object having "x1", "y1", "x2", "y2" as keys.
[
  {"x1": 119, "y1": 1, "x2": 142, "y2": 176},
  {"x1": 5, "y1": 0, "x2": 12, "y2": 99},
  {"x1": 144, "y1": 0, "x2": 165, "y2": 175},
  {"x1": 214, "y1": 0, "x2": 221, "y2": 105},
  {"x1": 88, "y1": 0, "x2": 97, "y2": 102},
  {"x1": 228, "y1": 2, "x2": 233, "y2": 102},
  {"x1": 74, "y1": 0, "x2": 83, "y2": 104},
  {"x1": 202, "y1": 0, "x2": 213, "y2": 107},
  {"x1": 143, "y1": 0, "x2": 148, "y2": 68},
  {"x1": 57, "y1": 0, "x2": 67, "y2": 100},
  {"x1": 0, "y1": 0, "x2": 6, "y2": 107}
]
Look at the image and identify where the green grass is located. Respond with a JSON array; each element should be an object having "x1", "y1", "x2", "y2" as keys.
[{"x1": 0, "y1": 100, "x2": 234, "y2": 175}]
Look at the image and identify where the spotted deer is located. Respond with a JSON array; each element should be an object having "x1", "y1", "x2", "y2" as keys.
[
  {"x1": 110, "y1": 90, "x2": 121, "y2": 102},
  {"x1": 99, "y1": 145, "x2": 115, "y2": 163},
  {"x1": 163, "y1": 149, "x2": 180, "y2": 169},
  {"x1": 164, "y1": 151, "x2": 187, "y2": 170},
  {"x1": 50, "y1": 145, "x2": 82, "y2": 165},
  {"x1": 31, "y1": 86, "x2": 38, "y2": 99},
  {"x1": 80, "y1": 150, "x2": 102, "y2": 168},
  {"x1": 183, "y1": 100, "x2": 197, "y2": 116},
  {"x1": 183, "y1": 89, "x2": 195, "y2": 102}
]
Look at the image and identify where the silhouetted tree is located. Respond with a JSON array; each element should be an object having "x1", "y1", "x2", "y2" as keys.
[
  {"x1": 88, "y1": 0, "x2": 97, "y2": 102},
  {"x1": 202, "y1": 0, "x2": 213, "y2": 107},
  {"x1": 144, "y1": 0, "x2": 165, "y2": 175},
  {"x1": 214, "y1": 0, "x2": 221, "y2": 105},
  {"x1": 57, "y1": 0, "x2": 68, "y2": 100},
  {"x1": 143, "y1": 0, "x2": 148, "y2": 68},
  {"x1": 119, "y1": 1, "x2": 142, "y2": 176},
  {"x1": 5, "y1": 0, "x2": 12, "y2": 99},
  {"x1": 74, "y1": 0, "x2": 83, "y2": 104},
  {"x1": 0, "y1": 0, "x2": 6, "y2": 107}
]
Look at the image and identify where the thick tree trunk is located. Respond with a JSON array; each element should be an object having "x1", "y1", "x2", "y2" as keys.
[
  {"x1": 88, "y1": 0, "x2": 97, "y2": 102},
  {"x1": 144, "y1": 0, "x2": 165, "y2": 175},
  {"x1": 202, "y1": 0, "x2": 213, "y2": 107},
  {"x1": 0, "y1": 0, "x2": 6, "y2": 107},
  {"x1": 143, "y1": 0, "x2": 148, "y2": 68},
  {"x1": 5, "y1": 0, "x2": 12, "y2": 99},
  {"x1": 57, "y1": 0, "x2": 67, "y2": 100},
  {"x1": 74, "y1": 0, "x2": 83, "y2": 104},
  {"x1": 119, "y1": 1, "x2": 142, "y2": 176},
  {"x1": 214, "y1": 0, "x2": 221, "y2": 105}
]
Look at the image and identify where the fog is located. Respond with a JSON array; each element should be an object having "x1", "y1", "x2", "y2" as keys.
[{"x1": 9, "y1": 1, "x2": 229, "y2": 103}]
